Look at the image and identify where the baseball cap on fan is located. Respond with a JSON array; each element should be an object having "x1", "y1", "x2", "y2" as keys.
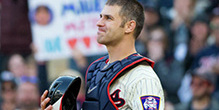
[
  {"x1": 0, "y1": 71, "x2": 16, "y2": 83},
  {"x1": 191, "y1": 69, "x2": 216, "y2": 85},
  {"x1": 0, "y1": 71, "x2": 17, "y2": 92},
  {"x1": 191, "y1": 14, "x2": 210, "y2": 26}
]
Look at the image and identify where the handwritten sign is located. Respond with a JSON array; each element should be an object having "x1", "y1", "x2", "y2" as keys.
[{"x1": 28, "y1": 0, "x2": 107, "y2": 61}]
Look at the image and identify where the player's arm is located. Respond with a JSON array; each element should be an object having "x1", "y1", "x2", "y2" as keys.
[
  {"x1": 41, "y1": 90, "x2": 53, "y2": 110},
  {"x1": 126, "y1": 66, "x2": 165, "y2": 110},
  {"x1": 129, "y1": 78, "x2": 164, "y2": 110}
]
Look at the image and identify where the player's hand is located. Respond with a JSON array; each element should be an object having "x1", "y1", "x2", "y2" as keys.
[{"x1": 41, "y1": 90, "x2": 53, "y2": 110}]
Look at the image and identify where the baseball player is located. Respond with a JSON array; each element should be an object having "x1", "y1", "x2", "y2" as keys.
[{"x1": 41, "y1": 0, "x2": 165, "y2": 110}]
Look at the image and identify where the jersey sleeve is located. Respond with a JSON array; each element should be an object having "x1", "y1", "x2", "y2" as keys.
[{"x1": 126, "y1": 65, "x2": 165, "y2": 110}]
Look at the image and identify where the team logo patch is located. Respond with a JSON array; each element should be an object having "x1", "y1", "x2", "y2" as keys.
[{"x1": 140, "y1": 95, "x2": 160, "y2": 110}]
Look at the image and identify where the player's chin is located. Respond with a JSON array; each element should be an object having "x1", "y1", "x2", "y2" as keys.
[
  {"x1": 97, "y1": 36, "x2": 106, "y2": 45},
  {"x1": 97, "y1": 38, "x2": 104, "y2": 44},
  {"x1": 97, "y1": 33, "x2": 103, "y2": 39}
]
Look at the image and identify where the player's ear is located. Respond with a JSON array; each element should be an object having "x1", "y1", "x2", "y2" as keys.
[{"x1": 125, "y1": 20, "x2": 136, "y2": 34}]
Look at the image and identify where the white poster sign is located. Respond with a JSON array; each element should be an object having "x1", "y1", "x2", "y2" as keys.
[{"x1": 28, "y1": 0, "x2": 107, "y2": 61}]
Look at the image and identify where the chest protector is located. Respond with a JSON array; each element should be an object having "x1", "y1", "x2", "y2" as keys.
[{"x1": 82, "y1": 53, "x2": 154, "y2": 110}]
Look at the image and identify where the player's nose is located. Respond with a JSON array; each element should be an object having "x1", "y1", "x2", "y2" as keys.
[{"x1": 96, "y1": 18, "x2": 104, "y2": 27}]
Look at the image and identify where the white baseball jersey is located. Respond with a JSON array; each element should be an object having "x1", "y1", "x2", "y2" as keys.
[{"x1": 109, "y1": 65, "x2": 165, "y2": 110}]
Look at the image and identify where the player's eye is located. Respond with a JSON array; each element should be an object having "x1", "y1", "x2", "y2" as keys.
[
  {"x1": 105, "y1": 15, "x2": 113, "y2": 20},
  {"x1": 106, "y1": 16, "x2": 110, "y2": 19}
]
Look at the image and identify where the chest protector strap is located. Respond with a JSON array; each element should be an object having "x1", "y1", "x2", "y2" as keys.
[{"x1": 82, "y1": 53, "x2": 154, "y2": 110}]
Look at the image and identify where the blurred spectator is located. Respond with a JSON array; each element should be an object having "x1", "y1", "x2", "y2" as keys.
[
  {"x1": 211, "y1": 7, "x2": 219, "y2": 75},
  {"x1": 171, "y1": 0, "x2": 196, "y2": 29},
  {"x1": 143, "y1": 1, "x2": 161, "y2": 30},
  {"x1": 34, "y1": 5, "x2": 52, "y2": 26},
  {"x1": 162, "y1": 0, "x2": 197, "y2": 62},
  {"x1": 185, "y1": 14, "x2": 210, "y2": 70},
  {"x1": 7, "y1": 54, "x2": 27, "y2": 78},
  {"x1": 137, "y1": 0, "x2": 165, "y2": 56},
  {"x1": 146, "y1": 26, "x2": 184, "y2": 104},
  {"x1": 210, "y1": 6, "x2": 219, "y2": 46},
  {"x1": 172, "y1": 0, "x2": 194, "y2": 62},
  {"x1": 140, "y1": 0, "x2": 162, "y2": 35},
  {"x1": 191, "y1": 6, "x2": 219, "y2": 94},
  {"x1": 16, "y1": 82, "x2": 40, "y2": 110},
  {"x1": 5, "y1": 53, "x2": 41, "y2": 84},
  {"x1": 178, "y1": 8, "x2": 219, "y2": 103},
  {"x1": 175, "y1": 69, "x2": 219, "y2": 110},
  {"x1": 146, "y1": 26, "x2": 169, "y2": 62},
  {"x1": 0, "y1": 71, "x2": 17, "y2": 110},
  {"x1": 4, "y1": 53, "x2": 46, "y2": 96}
]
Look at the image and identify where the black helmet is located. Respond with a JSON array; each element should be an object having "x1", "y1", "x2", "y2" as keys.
[{"x1": 46, "y1": 76, "x2": 81, "y2": 110}]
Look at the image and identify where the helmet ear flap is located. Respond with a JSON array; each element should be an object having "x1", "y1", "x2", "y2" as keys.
[
  {"x1": 62, "y1": 77, "x2": 81, "y2": 110},
  {"x1": 46, "y1": 76, "x2": 81, "y2": 110}
]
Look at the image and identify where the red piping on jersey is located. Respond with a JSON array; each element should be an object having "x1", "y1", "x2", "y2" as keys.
[
  {"x1": 107, "y1": 57, "x2": 154, "y2": 110},
  {"x1": 105, "y1": 59, "x2": 109, "y2": 64}
]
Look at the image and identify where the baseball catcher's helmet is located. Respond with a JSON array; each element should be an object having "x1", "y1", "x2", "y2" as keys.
[{"x1": 46, "y1": 76, "x2": 81, "y2": 110}]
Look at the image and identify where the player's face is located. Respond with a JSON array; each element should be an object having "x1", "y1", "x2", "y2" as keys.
[{"x1": 96, "y1": 5, "x2": 125, "y2": 46}]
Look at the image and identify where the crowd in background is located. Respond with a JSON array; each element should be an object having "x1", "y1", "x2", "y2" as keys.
[{"x1": 0, "y1": 0, "x2": 219, "y2": 110}]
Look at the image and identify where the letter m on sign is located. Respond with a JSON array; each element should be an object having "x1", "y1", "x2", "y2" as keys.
[{"x1": 44, "y1": 37, "x2": 61, "y2": 52}]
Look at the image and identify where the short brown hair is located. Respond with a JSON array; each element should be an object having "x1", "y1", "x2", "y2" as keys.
[{"x1": 106, "y1": 0, "x2": 145, "y2": 39}]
